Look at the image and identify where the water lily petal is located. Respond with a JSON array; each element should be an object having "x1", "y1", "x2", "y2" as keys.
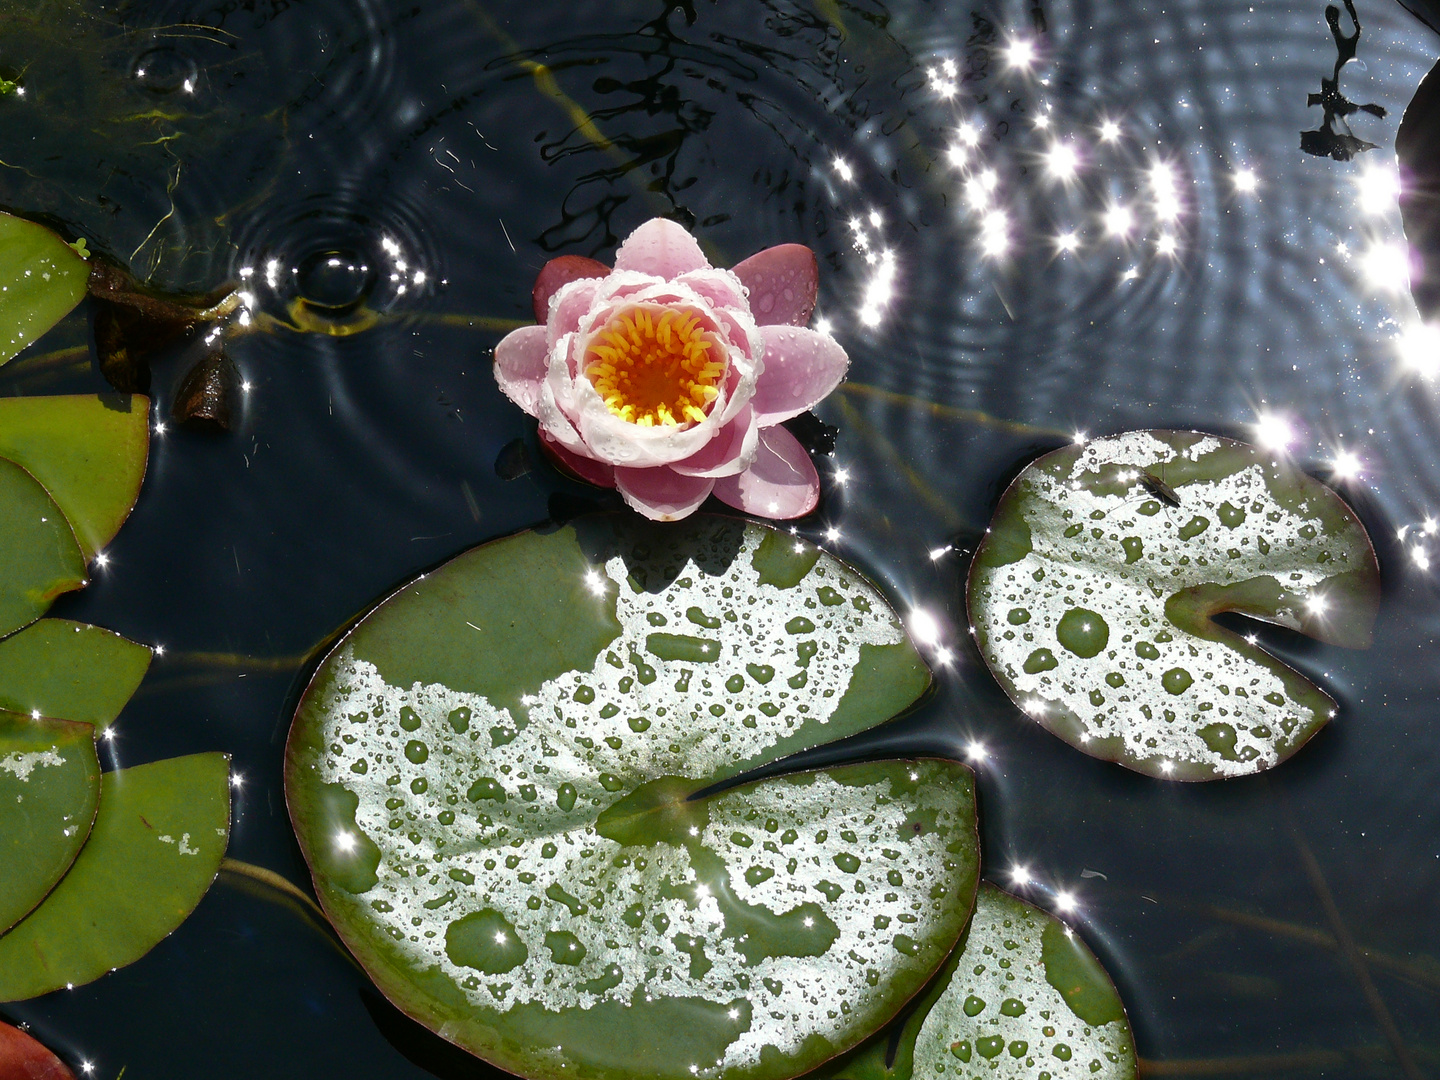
[
  {"x1": 732, "y1": 243, "x2": 818, "y2": 326},
  {"x1": 536, "y1": 378, "x2": 589, "y2": 456},
  {"x1": 614, "y1": 465, "x2": 715, "y2": 521},
  {"x1": 539, "y1": 431, "x2": 617, "y2": 488},
  {"x1": 751, "y1": 325, "x2": 849, "y2": 425},
  {"x1": 676, "y1": 267, "x2": 749, "y2": 314},
  {"x1": 670, "y1": 405, "x2": 760, "y2": 478},
  {"x1": 713, "y1": 425, "x2": 819, "y2": 519},
  {"x1": 493, "y1": 325, "x2": 549, "y2": 416},
  {"x1": 574, "y1": 395, "x2": 725, "y2": 467},
  {"x1": 613, "y1": 218, "x2": 711, "y2": 277},
  {"x1": 547, "y1": 277, "x2": 608, "y2": 345},
  {"x1": 532, "y1": 255, "x2": 610, "y2": 324}
]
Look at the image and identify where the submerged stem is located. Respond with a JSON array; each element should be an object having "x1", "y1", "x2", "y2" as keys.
[
  {"x1": 835, "y1": 393, "x2": 965, "y2": 529},
  {"x1": 219, "y1": 858, "x2": 323, "y2": 920}
]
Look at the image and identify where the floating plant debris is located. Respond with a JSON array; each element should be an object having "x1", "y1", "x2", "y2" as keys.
[
  {"x1": 1300, "y1": 0, "x2": 1387, "y2": 161},
  {"x1": 288, "y1": 513, "x2": 978, "y2": 1080},
  {"x1": 968, "y1": 431, "x2": 1380, "y2": 780},
  {"x1": 171, "y1": 346, "x2": 239, "y2": 431},
  {"x1": 88, "y1": 258, "x2": 239, "y2": 396},
  {"x1": 1, "y1": 210, "x2": 237, "y2": 401},
  {"x1": 820, "y1": 884, "x2": 1137, "y2": 1080}
]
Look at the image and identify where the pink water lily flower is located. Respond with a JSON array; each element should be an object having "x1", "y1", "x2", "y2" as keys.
[{"x1": 493, "y1": 218, "x2": 848, "y2": 521}]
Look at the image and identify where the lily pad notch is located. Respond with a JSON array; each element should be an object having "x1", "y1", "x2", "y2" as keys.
[
  {"x1": 288, "y1": 513, "x2": 986, "y2": 1080},
  {"x1": 816, "y1": 883, "x2": 1138, "y2": 1080},
  {"x1": 967, "y1": 430, "x2": 1380, "y2": 780}
]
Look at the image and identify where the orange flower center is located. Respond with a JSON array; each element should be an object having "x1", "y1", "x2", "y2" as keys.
[{"x1": 584, "y1": 305, "x2": 725, "y2": 427}]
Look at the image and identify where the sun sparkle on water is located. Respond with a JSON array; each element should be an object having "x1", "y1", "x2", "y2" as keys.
[{"x1": 1253, "y1": 412, "x2": 1295, "y2": 452}]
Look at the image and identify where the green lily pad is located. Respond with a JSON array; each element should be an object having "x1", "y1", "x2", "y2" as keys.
[
  {"x1": 0, "y1": 456, "x2": 86, "y2": 639},
  {"x1": 0, "y1": 752, "x2": 231, "y2": 1001},
  {"x1": 0, "y1": 710, "x2": 99, "y2": 935},
  {"x1": 968, "y1": 430, "x2": 1380, "y2": 780},
  {"x1": 820, "y1": 884, "x2": 1136, "y2": 1080},
  {"x1": 0, "y1": 211, "x2": 89, "y2": 367},
  {"x1": 0, "y1": 619, "x2": 152, "y2": 728},
  {"x1": 287, "y1": 514, "x2": 975, "y2": 1080},
  {"x1": 0, "y1": 394, "x2": 151, "y2": 561}
]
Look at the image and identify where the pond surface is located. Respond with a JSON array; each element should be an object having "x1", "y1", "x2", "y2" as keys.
[{"x1": 2, "y1": 0, "x2": 1439, "y2": 1076}]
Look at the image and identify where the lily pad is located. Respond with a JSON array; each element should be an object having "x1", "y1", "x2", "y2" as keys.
[
  {"x1": 288, "y1": 514, "x2": 977, "y2": 1080},
  {"x1": 0, "y1": 1019, "x2": 76, "y2": 1080},
  {"x1": 0, "y1": 456, "x2": 86, "y2": 639},
  {"x1": 0, "y1": 752, "x2": 232, "y2": 1001},
  {"x1": 820, "y1": 884, "x2": 1136, "y2": 1080},
  {"x1": 0, "y1": 710, "x2": 99, "y2": 935},
  {"x1": 0, "y1": 212, "x2": 89, "y2": 367},
  {"x1": 0, "y1": 394, "x2": 151, "y2": 561},
  {"x1": 968, "y1": 431, "x2": 1380, "y2": 780},
  {"x1": 0, "y1": 619, "x2": 152, "y2": 728},
  {"x1": 1398, "y1": 56, "x2": 1440, "y2": 322}
]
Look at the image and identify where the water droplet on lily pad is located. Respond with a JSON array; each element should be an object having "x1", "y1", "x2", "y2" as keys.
[
  {"x1": 1055, "y1": 609, "x2": 1109, "y2": 659},
  {"x1": 446, "y1": 908, "x2": 528, "y2": 974},
  {"x1": 1161, "y1": 668, "x2": 1193, "y2": 695}
]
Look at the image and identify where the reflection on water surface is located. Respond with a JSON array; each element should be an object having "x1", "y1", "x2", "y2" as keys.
[{"x1": 1, "y1": 0, "x2": 1438, "y2": 1076}]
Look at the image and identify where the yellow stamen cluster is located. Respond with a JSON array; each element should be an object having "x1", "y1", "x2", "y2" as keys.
[{"x1": 584, "y1": 305, "x2": 724, "y2": 427}]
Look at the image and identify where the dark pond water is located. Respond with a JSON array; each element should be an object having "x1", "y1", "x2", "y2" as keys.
[{"x1": 2, "y1": 0, "x2": 1439, "y2": 1075}]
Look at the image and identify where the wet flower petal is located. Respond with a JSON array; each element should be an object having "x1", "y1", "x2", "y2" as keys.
[
  {"x1": 614, "y1": 465, "x2": 715, "y2": 521},
  {"x1": 671, "y1": 405, "x2": 760, "y2": 478},
  {"x1": 750, "y1": 325, "x2": 850, "y2": 425},
  {"x1": 732, "y1": 243, "x2": 819, "y2": 326},
  {"x1": 493, "y1": 324, "x2": 548, "y2": 417},
  {"x1": 573, "y1": 375, "x2": 733, "y2": 468},
  {"x1": 613, "y1": 218, "x2": 711, "y2": 277},
  {"x1": 547, "y1": 277, "x2": 609, "y2": 346},
  {"x1": 532, "y1": 255, "x2": 609, "y2": 324},
  {"x1": 539, "y1": 431, "x2": 617, "y2": 488},
  {"x1": 713, "y1": 425, "x2": 819, "y2": 519},
  {"x1": 536, "y1": 378, "x2": 589, "y2": 455},
  {"x1": 676, "y1": 267, "x2": 749, "y2": 314}
]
